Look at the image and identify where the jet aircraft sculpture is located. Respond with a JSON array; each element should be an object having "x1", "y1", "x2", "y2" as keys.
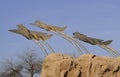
[
  {"x1": 73, "y1": 32, "x2": 112, "y2": 45},
  {"x1": 9, "y1": 24, "x2": 54, "y2": 55},
  {"x1": 73, "y1": 32, "x2": 120, "y2": 57},
  {"x1": 31, "y1": 20, "x2": 90, "y2": 54}
]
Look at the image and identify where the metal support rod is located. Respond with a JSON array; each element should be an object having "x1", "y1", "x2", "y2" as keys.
[
  {"x1": 51, "y1": 31, "x2": 84, "y2": 54},
  {"x1": 34, "y1": 40, "x2": 48, "y2": 56},
  {"x1": 74, "y1": 39, "x2": 90, "y2": 54},
  {"x1": 57, "y1": 31, "x2": 90, "y2": 54},
  {"x1": 105, "y1": 45, "x2": 120, "y2": 57},
  {"x1": 41, "y1": 41, "x2": 55, "y2": 53},
  {"x1": 97, "y1": 45, "x2": 118, "y2": 57}
]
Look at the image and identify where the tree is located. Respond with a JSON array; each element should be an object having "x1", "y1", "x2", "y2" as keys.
[
  {"x1": 18, "y1": 51, "x2": 42, "y2": 77},
  {"x1": 0, "y1": 50, "x2": 43, "y2": 77},
  {"x1": 0, "y1": 59, "x2": 23, "y2": 77}
]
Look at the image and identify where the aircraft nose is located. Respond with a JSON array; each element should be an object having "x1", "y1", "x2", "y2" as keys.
[{"x1": 73, "y1": 33, "x2": 75, "y2": 35}]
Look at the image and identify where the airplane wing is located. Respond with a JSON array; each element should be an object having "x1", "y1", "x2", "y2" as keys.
[{"x1": 8, "y1": 29, "x2": 31, "y2": 40}]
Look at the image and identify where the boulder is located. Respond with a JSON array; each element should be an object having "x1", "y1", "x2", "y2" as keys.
[{"x1": 40, "y1": 53, "x2": 120, "y2": 77}]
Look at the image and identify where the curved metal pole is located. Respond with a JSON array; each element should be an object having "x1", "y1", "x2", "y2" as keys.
[
  {"x1": 105, "y1": 46, "x2": 120, "y2": 57},
  {"x1": 51, "y1": 31, "x2": 83, "y2": 54},
  {"x1": 57, "y1": 32, "x2": 90, "y2": 54},
  {"x1": 41, "y1": 40, "x2": 55, "y2": 53},
  {"x1": 34, "y1": 40, "x2": 48, "y2": 56},
  {"x1": 97, "y1": 45, "x2": 118, "y2": 57},
  {"x1": 105, "y1": 45, "x2": 120, "y2": 57},
  {"x1": 74, "y1": 39, "x2": 90, "y2": 54}
]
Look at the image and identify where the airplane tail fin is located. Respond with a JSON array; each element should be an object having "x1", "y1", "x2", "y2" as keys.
[
  {"x1": 61, "y1": 26, "x2": 67, "y2": 31},
  {"x1": 102, "y1": 40, "x2": 113, "y2": 45},
  {"x1": 44, "y1": 34, "x2": 53, "y2": 40},
  {"x1": 56, "y1": 26, "x2": 67, "y2": 32}
]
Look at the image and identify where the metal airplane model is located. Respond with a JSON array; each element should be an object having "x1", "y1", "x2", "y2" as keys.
[
  {"x1": 31, "y1": 20, "x2": 67, "y2": 32},
  {"x1": 31, "y1": 20, "x2": 90, "y2": 54},
  {"x1": 73, "y1": 32, "x2": 112, "y2": 45},
  {"x1": 9, "y1": 24, "x2": 55, "y2": 55},
  {"x1": 73, "y1": 32, "x2": 120, "y2": 57}
]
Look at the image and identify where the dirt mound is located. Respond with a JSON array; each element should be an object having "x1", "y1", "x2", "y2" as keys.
[{"x1": 40, "y1": 53, "x2": 120, "y2": 77}]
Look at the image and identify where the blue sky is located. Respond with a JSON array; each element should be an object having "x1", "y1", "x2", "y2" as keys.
[{"x1": 0, "y1": 0, "x2": 120, "y2": 61}]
